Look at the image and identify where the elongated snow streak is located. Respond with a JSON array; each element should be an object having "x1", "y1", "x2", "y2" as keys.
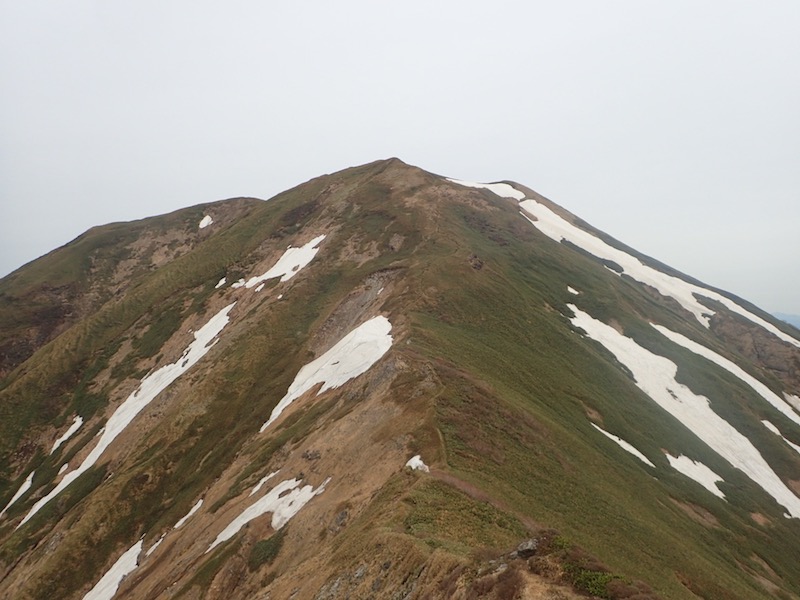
[
  {"x1": 58, "y1": 463, "x2": 69, "y2": 475},
  {"x1": 245, "y1": 235, "x2": 326, "y2": 288},
  {"x1": 215, "y1": 277, "x2": 226, "y2": 289},
  {"x1": 590, "y1": 424, "x2": 655, "y2": 467},
  {"x1": 199, "y1": 215, "x2": 213, "y2": 229},
  {"x1": 762, "y1": 421, "x2": 800, "y2": 455},
  {"x1": 786, "y1": 394, "x2": 800, "y2": 412},
  {"x1": 0, "y1": 471, "x2": 35, "y2": 518},
  {"x1": 447, "y1": 178, "x2": 526, "y2": 201},
  {"x1": 173, "y1": 498, "x2": 203, "y2": 529},
  {"x1": 567, "y1": 286, "x2": 579, "y2": 295},
  {"x1": 83, "y1": 539, "x2": 142, "y2": 600},
  {"x1": 405, "y1": 455, "x2": 430, "y2": 472},
  {"x1": 260, "y1": 316, "x2": 393, "y2": 432},
  {"x1": 652, "y1": 324, "x2": 800, "y2": 427},
  {"x1": 50, "y1": 415, "x2": 83, "y2": 454},
  {"x1": 520, "y1": 199, "x2": 800, "y2": 348},
  {"x1": 207, "y1": 477, "x2": 328, "y2": 552},
  {"x1": 250, "y1": 471, "x2": 279, "y2": 496},
  {"x1": 568, "y1": 304, "x2": 800, "y2": 517},
  {"x1": 665, "y1": 454, "x2": 725, "y2": 499},
  {"x1": 145, "y1": 534, "x2": 165, "y2": 557},
  {"x1": 18, "y1": 303, "x2": 237, "y2": 528}
]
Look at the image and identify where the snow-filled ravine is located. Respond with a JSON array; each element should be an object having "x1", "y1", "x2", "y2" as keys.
[
  {"x1": 50, "y1": 415, "x2": 83, "y2": 454},
  {"x1": 0, "y1": 471, "x2": 35, "y2": 518},
  {"x1": 18, "y1": 303, "x2": 237, "y2": 528},
  {"x1": 260, "y1": 315, "x2": 393, "y2": 432},
  {"x1": 208, "y1": 476, "x2": 328, "y2": 552},
  {"x1": 568, "y1": 303, "x2": 800, "y2": 517},
  {"x1": 590, "y1": 424, "x2": 654, "y2": 468},
  {"x1": 652, "y1": 324, "x2": 800, "y2": 427},
  {"x1": 83, "y1": 539, "x2": 142, "y2": 600},
  {"x1": 447, "y1": 178, "x2": 800, "y2": 349},
  {"x1": 245, "y1": 235, "x2": 326, "y2": 288}
]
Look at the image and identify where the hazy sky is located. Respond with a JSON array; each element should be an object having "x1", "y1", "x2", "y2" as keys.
[{"x1": 1, "y1": 2, "x2": 798, "y2": 313}]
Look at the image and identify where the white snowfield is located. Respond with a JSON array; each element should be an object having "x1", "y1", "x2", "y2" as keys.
[
  {"x1": 245, "y1": 235, "x2": 326, "y2": 288},
  {"x1": 250, "y1": 471, "x2": 279, "y2": 496},
  {"x1": 405, "y1": 455, "x2": 430, "y2": 472},
  {"x1": 0, "y1": 471, "x2": 35, "y2": 518},
  {"x1": 198, "y1": 215, "x2": 213, "y2": 229},
  {"x1": 762, "y1": 421, "x2": 800, "y2": 455},
  {"x1": 653, "y1": 324, "x2": 800, "y2": 427},
  {"x1": 260, "y1": 316, "x2": 393, "y2": 432},
  {"x1": 208, "y1": 477, "x2": 328, "y2": 552},
  {"x1": 519, "y1": 197, "x2": 800, "y2": 348},
  {"x1": 18, "y1": 303, "x2": 237, "y2": 528},
  {"x1": 82, "y1": 539, "x2": 142, "y2": 600},
  {"x1": 590, "y1": 424, "x2": 655, "y2": 467},
  {"x1": 568, "y1": 304, "x2": 800, "y2": 517},
  {"x1": 665, "y1": 454, "x2": 725, "y2": 499},
  {"x1": 173, "y1": 498, "x2": 203, "y2": 529},
  {"x1": 447, "y1": 178, "x2": 526, "y2": 201},
  {"x1": 50, "y1": 415, "x2": 83, "y2": 454}
]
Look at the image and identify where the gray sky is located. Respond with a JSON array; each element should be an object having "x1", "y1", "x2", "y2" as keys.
[{"x1": 1, "y1": 1, "x2": 798, "y2": 313}]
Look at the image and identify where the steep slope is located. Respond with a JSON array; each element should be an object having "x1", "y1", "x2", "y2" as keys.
[{"x1": 1, "y1": 159, "x2": 799, "y2": 599}]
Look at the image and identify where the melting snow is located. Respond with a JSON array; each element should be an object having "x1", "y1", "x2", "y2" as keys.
[
  {"x1": 245, "y1": 235, "x2": 326, "y2": 288},
  {"x1": 260, "y1": 316, "x2": 393, "y2": 432},
  {"x1": 590, "y1": 424, "x2": 655, "y2": 467},
  {"x1": 145, "y1": 534, "x2": 165, "y2": 557},
  {"x1": 82, "y1": 539, "x2": 142, "y2": 600},
  {"x1": 523, "y1": 200, "x2": 800, "y2": 349},
  {"x1": 762, "y1": 421, "x2": 800, "y2": 455},
  {"x1": 50, "y1": 415, "x2": 83, "y2": 454},
  {"x1": 0, "y1": 471, "x2": 35, "y2": 518},
  {"x1": 208, "y1": 477, "x2": 328, "y2": 552},
  {"x1": 58, "y1": 463, "x2": 69, "y2": 475},
  {"x1": 231, "y1": 278, "x2": 246, "y2": 289},
  {"x1": 652, "y1": 324, "x2": 800, "y2": 427},
  {"x1": 215, "y1": 277, "x2": 226, "y2": 289},
  {"x1": 255, "y1": 283, "x2": 265, "y2": 292},
  {"x1": 447, "y1": 178, "x2": 526, "y2": 201},
  {"x1": 786, "y1": 394, "x2": 800, "y2": 412},
  {"x1": 665, "y1": 454, "x2": 725, "y2": 499},
  {"x1": 19, "y1": 303, "x2": 236, "y2": 528},
  {"x1": 405, "y1": 455, "x2": 430, "y2": 472},
  {"x1": 199, "y1": 215, "x2": 213, "y2": 229},
  {"x1": 250, "y1": 471, "x2": 279, "y2": 496},
  {"x1": 569, "y1": 304, "x2": 800, "y2": 517},
  {"x1": 567, "y1": 286, "x2": 579, "y2": 295},
  {"x1": 173, "y1": 498, "x2": 203, "y2": 529}
]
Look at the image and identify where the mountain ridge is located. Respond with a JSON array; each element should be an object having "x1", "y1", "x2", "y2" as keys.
[{"x1": 1, "y1": 158, "x2": 799, "y2": 599}]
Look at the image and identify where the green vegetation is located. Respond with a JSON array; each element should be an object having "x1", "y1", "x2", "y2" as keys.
[{"x1": 248, "y1": 529, "x2": 286, "y2": 571}]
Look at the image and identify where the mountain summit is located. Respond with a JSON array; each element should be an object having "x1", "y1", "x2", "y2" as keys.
[{"x1": 1, "y1": 159, "x2": 799, "y2": 599}]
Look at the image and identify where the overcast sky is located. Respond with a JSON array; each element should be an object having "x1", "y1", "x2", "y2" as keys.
[{"x1": 1, "y1": 2, "x2": 798, "y2": 313}]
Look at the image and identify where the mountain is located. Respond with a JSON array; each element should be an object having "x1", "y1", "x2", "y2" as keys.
[
  {"x1": 775, "y1": 313, "x2": 800, "y2": 329},
  {"x1": 1, "y1": 158, "x2": 799, "y2": 600}
]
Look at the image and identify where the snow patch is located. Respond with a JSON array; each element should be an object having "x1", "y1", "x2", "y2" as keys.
[
  {"x1": 50, "y1": 416, "x2": 83, "y2": 455},
  {"x1": 567, "y1": 286, "x2": 579, "y2": 295},
  {"x1": 405, "y1": 455, "x2": 429, "y2": 472},
  {"x1": 762, "y1": 421, "x2": 800, "y2": 455},
  {"x1": 199, "y1": 215, "x2": 213, "y2": 229},
  {"x1": 215, "y1": 277, "x2": 226, "y2": 289},
  {"x1": 245, "y1": 235, "x2": 326, "y2": 288},
  {"x1": 665, "y1": 454, "x2": 725, "y2": 499},
  {"x1": 260, "y1": 316, "x2": 393, "y2": 432},
  {"x1": 590, "y1": 424, "x2": 655, "y2": 467},
  {"x1": 173, "y1": 498, "x2": 203, "y2": 529},
  {"x1": 208, "y1": 477, "x2": 328, "y2": 552},
  {"x1": 785, "y1": 394, "x2": 800, "y2": 412},
  {"x1": 145, "y1": 534, "x2": 165, "y2": 557},
  {"x1": 0, "y1": 471, "x2": 35, "y2": 518},
  {"x1": 522, "y1": 199, "x2": 800, "y2": 348},
  {"x1": 83, "y1": 540, "x2": 143, "y2": 600},
  {"x1": 653, "y1": 324, "x2": 800, "y2": 427},
  {"x1": 255, "y1": 283, "x2": 265, "y2": 292},
  {"x1": 569, "y1": 304, "x2": 800, "y2": 517},
  {"x1": 19, "y1": 303, "x2": 236, "y2": 528},
  {"x1": 447, "y1": 178, "x2": 526, "y2": 201},
  {"x1": 231, "y1": 278, "x2": 245, "y2": 289},
  {"x1": 82, "y1": 539, "x2": 142, "y2": 600},
  {"x1": 58, "y1": 463, "x2": 69, "y2": 475},
  {"x1": 250, "y1": 471, "x2": 279, "y2": 496}
]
